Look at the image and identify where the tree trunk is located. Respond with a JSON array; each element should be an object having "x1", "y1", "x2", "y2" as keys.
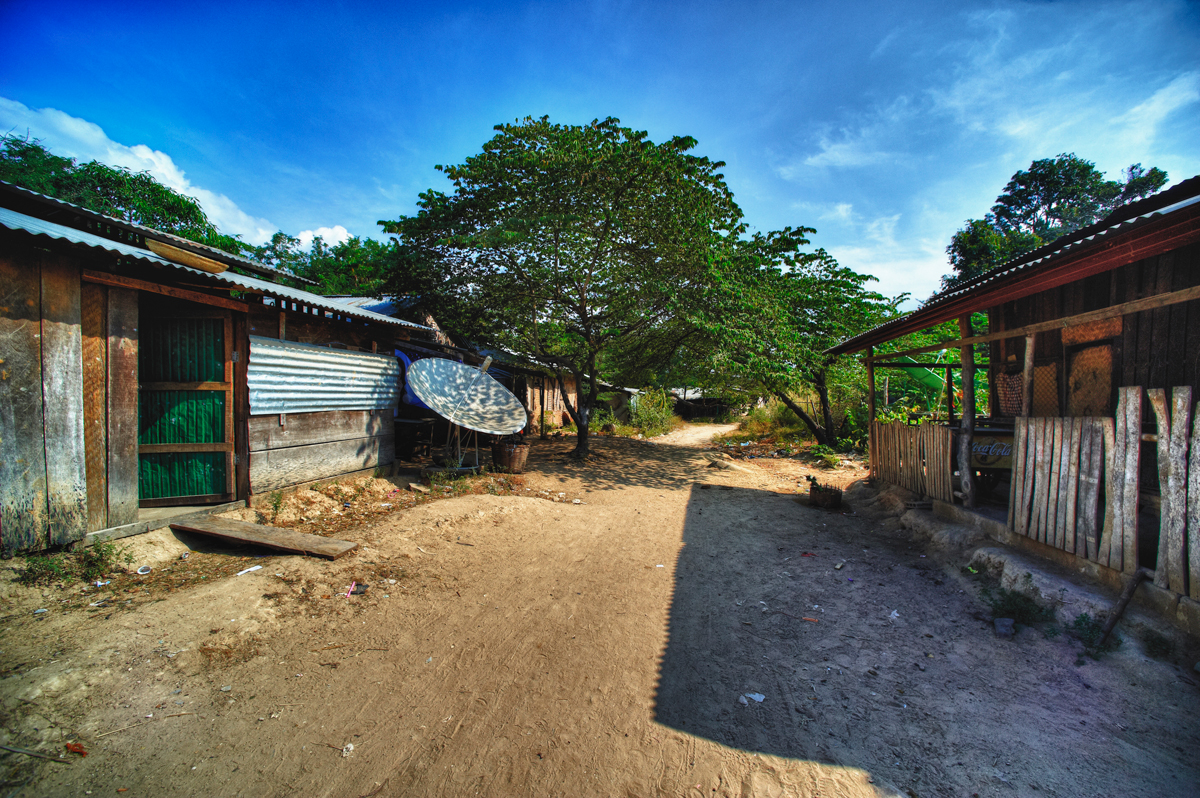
[
  {"x1": 815, "y1": 370, "x2": 835, "y2": 440},
  {"x1": 774, "y1": 390, "x2": 831, "y2": 446},
  {"x1": 558, "y1": 369, "x2": 597, "y2": 459}
]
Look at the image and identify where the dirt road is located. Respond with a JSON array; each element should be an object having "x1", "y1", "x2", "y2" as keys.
[{"x1": 2, "y1": 424, "x2": 1198, "y2": 797}]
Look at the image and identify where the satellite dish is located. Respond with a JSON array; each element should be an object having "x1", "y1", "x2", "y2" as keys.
[{"x1": 408, "y1": 357, "x2": 527, "y2": 435}]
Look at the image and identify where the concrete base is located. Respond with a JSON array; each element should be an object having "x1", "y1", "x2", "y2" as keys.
[{"x1": 929, "y1": 499, "x2": 1187, "y2": 639}]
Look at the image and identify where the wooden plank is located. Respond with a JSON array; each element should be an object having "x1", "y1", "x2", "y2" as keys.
[
  {"x1": 169, "y1": 516, "x2": 357, "y2": 560},
  {"x1": 0, "y1": 250, "x2": 49, "y2": 551},
  {"x1": 862, "y1": 282, "x2": 1200, "y2": 363},
  {"x1": 1148, "y1": 388, "x2": 1172, "y2": 588},
  {"x1": 1161, "y1": 387, "x2": 1191, "y2": 593},
  {"x1": 233, "y1": 312, "x2": 251, "y2": 502},
  {"x1": 82, "y1": 269, "x2": 249, "y2": 312},
  {"x1": 81, "y1": 282, "x2": 108, "y2": 532},
  {"x1": 1035, "y1": 418, "x2": 1052, "y2": 542},
  {"x1": 249, "y1": 410, "x2": 392, "y2": 451},
  {"x1": 958, "y1": 315, "x2": 976, "y2": 508},
  {"x1": 1189, "y1": 402, "x2": 1200, "y2": 599},
  {"x1": 1120, "y1": 387, "x2": 1142, "y2": 574},
  {"x1": 1100, "y1": 416, "x2": 1118, "y2": 567},
  {"x1": 223, "y1": 314, "x2": 235, "y2": 496},
  {"x1": 139, "y1": 381, "x2": 229, "y2": 391},
  {"x1": 137, "y1": 442, "x2": 235, "y2": 454},
  {"x1": 40, "y1": 255, "x2": 88, "y2": 545},
  {"x1": 106, "y1": 288, "x2": 139, "y2": 527},
  {"x1": 1047, "y1": 417, "x2": 1064, "y2": 549},
  {"x1": 1021, "y1": 417, "x2": 1038, "y2": 536},
  {"x1": 1060, "y1": 412, "x2": 1080, "y2": 552},
  {"x1": 1008, "y1": 417, "x2": 1023, "y2": 531},
  {"x1": 1021, "y1": 334, "x2": 1036, "y2": 418},
  {"x1": 1075, "y1": 419, "x2": 1099, "y2": 559},
  {"x1": 249, "y1": 434, "x2": 395, "y2": 493}
]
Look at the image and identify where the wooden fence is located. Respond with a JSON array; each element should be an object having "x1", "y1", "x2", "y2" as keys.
[
  {"x1": 870, "y1": 421, "x2": 953, "y2": 503},
  {"x1": 1008, "y1": 386, "x2": 1200, "y2": 599}
]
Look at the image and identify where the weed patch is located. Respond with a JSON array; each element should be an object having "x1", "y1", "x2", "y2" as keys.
[
  {"x1": 979, "y1": 584, "x2": 1056, "y2": 625},
  {"x1": 1069, "y1": 612, "x2": 1121, "y2": 654},
  {"x1": 16, "y1": 542, "x2": 134, "y2": 586}
]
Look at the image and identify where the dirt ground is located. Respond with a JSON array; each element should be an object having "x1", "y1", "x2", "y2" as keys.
[{"x1": 2, "y1": 423, "x2": 1198, "y2": 797}]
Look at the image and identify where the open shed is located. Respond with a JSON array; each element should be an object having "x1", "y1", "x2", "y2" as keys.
[
  {"x1": 829, "y1": 176, "x2": 1200, "y2": 604},
  {"x1": 0, "y1": 182, "x2": 437, "y2": 553}
]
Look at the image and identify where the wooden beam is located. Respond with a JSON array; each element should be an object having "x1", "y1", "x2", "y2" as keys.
[
  {"x1": 106, "y1": 288, "x2": 139, "y2": 527},
  {"x1": 864, "y1": 282, "x2": 1200, "y2": 363},
  {"x1": 866, "y1": 346, "x2": 876, "y2": 426},
  {"x1": 138, "y1": 442, "x2": 234, "y2": 454},
  {"x1": 1021, "y1": 333, "x2": 1036, "y2": 418},
  {"x1": 82, "y1": 269, "x2": 248, "y2": 313},
  {"x1": 145, "y1": 239, "x2": 229, "y2": 274},
  {"x1": 871, "y1": 361, "x2": 986, "y2": 369},
  {"x1": 836, "y1": 205, "x2": 1200, "y2": 355},
  {"x1": 139, "y1": 381, "x2": 230, "y2": 392},
  {"x1": 958, "y1": 316, "x2": 976, "y2": 509}
]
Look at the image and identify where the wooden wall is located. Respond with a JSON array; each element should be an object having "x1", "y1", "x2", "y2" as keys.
[
  {"x1": 988, "y1": 241, "x2": 1200, "y2": 421},
  {"x1": 0, "y1": 238, "x2": 140, "y2": 551},
  {"x1": 248, "y1": 410, "x2": 394, "y2": 493}
]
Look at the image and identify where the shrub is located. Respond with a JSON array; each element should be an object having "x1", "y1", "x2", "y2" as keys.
[
  {"x1": 980, "y1": 584, "x2": 1056, "y2": 625},
  {"x1": 16, "y1": 541, "x2": 133, "y2": 586},
  {"x1": 632, "y1": 388, "x2": 679, "y2": 437}
]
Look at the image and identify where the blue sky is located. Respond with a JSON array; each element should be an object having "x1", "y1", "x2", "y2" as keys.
[{"x1": 1, "y1": 0, "x2": 1197, "y2": 304}]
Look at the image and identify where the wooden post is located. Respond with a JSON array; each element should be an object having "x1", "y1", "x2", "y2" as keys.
[
  {"x1": 958, "y1": 315, "x2": 977, "y2": 509},
  {"x1": 945, "y1": 367, "x2": 954, "y2": 424},
  {"x1": 866, "y1": 346, "x2": 876, "y2": 425},
  {"x1": 1021, "y1": 333, "x2": 1036, "y2": 417},
  {"x1": 867, "y1": 347, "x2": 877, "y2": 481},
  {"x1": 539, "y1": 377, "x2": 547, "y2": 439}
]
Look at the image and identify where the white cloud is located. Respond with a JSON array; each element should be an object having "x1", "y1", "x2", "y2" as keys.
[
  {"x1": 297, "y1": 225, "x2": 352, "y2": 249},
  {"x1": 0, "y1": 97, "x2": 276, "y2": 245},
  {"x1": 1113, "y1": 71, "x2": 1200, "y2": 153},
  {"x1": 819, "y1": 202, "x2": 854, "y2": 223}
]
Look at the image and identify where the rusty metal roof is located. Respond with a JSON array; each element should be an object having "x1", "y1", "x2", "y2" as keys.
[
  {"x1": 0, "y1": 205, "x2": 433, "y2": 332},
  {"x1": 827, "y1": 175, "x2": 1200, "y2": 355},
  {"x1": 0, "y1": 180, "x2": 311, "y2": 284}
]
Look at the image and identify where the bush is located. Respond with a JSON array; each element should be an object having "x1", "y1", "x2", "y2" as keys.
[
  {"x1": 16, "y1": 541, "x2": 134, "y2": 586},
  {"x1": 1069, "y1": 612, "x2": 1121, "y2": 653},
  {"x1": 980, "y1": 584, "x2": 1056, "y2": 626},
  {"x1": 632, "y1": 388, "x2": 679, "y2": 437}
]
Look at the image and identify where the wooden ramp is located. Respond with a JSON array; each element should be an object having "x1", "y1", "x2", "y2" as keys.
[{"x1": 170, "y1": 517, "x2": 358, "y2": 560}]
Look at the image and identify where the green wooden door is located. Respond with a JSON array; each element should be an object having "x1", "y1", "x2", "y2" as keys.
[{"x1": 138, "y1": 311, "x2": 234, "y2": 506}]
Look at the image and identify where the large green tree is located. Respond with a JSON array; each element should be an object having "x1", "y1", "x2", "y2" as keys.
[
  {"x1": 0, "y1": 134, "x2": 247, "y2": 255},
  {"x1": 382, "y1": 116, "x2": 744, "y2": 457},
  {"x1": 938, "y1": 155, "x2": 1167, "y2": 294},
  {"x1": 700, "y1": 231, "x2": 898, "y2": 445}
]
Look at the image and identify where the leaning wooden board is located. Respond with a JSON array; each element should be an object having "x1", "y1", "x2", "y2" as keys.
[{"x1": 170, "y1": 517, "x2": 357, "y2": 559}]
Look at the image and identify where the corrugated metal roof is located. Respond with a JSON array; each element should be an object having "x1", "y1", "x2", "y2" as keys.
[
  {"x1": 827, "y1": 175, "x2": 1200, "y2": 355},
  {"x1": 0, "y1": 180, "x2": 306, "y2": 283},
  {"x1": 247, "y1": 336, "x2": 400, "y2": 415},
  {"x1": 0, "y1": 206, "x2": 432, "y2": 332}
]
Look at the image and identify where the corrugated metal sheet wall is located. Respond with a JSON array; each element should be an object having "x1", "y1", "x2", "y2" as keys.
[
  {"x1": 140, "y1": 318, "x2": 224, "y2": 382},
  {"x1": 138, "y1": 391, "x2": 225, "y2": 444},
  {"x1": 248, "y1": 336, "x2": 401, "y2": 415},
  {"x1": 139, "y1": 453, "x2": 225, "y2": 498}
]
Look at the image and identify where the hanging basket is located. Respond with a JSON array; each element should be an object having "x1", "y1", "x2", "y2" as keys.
[{"x1": 492, "y1": 442, "x2": 530, "y2": 474}]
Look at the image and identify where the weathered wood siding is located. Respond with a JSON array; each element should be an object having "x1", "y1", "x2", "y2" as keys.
[
  {"x1": 0, "y1": 246, "x2": 50, "y2": 551},
  {"x1": 989, "y1": 242, "x2": 1200, "y2": 420},
  {"x1": 248, "y1": 409, "x2": 394, "y2": 492}
]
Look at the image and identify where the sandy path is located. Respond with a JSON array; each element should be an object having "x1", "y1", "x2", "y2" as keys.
[{"x1": 3, "y1": 424, "x2": 1198, "y2": 797}]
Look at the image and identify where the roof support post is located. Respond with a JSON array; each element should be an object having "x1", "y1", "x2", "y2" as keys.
[
  {"x1": 866, "y1": 346, "x2": 876, "y2": 425},
  {"x1": 958, "y1": 315, "x2": 977, "y2": 509},
  {"x1": 1021, "y1": 333, "x2": 1036, "y2": 418}
]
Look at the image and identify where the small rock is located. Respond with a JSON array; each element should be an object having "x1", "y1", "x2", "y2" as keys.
[
  {"x1": 994, "y1": 618, "x2": 1015, "y2": 639},
  {"x1": 408, "y1": 483, "x2": 430, "y2": 495},
  {"x1": 834, "y1": 562, "x2": 844, "y2": 571},
  {"x1": 1194, "y1": 662, "x2": 1200, "y2": 674},
  {"x1": 220, "y1": 685, "x2": 232, "y2": 692}
]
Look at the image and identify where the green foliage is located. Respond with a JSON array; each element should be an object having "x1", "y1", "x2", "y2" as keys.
[
  {"x1": 631, "y1": 388, "x2": 679, "y2": 437},
  {"x1": 980, "y1": 584, "x2": 1056, "y2": 626},
  {"x1": 0, "y1": 134, "x2": 247, "y2": 256},
  {"x1": 937, "y1": 155, "x2": 1167, "y2": 295},
  {"x1": 383, "y1": 116, "x2": 742, "y2": 456},
  {"x1": 1069, "y1": 612, "x2": 1120, "y2": 653},
  {"x1": 16, "y1": 542, "x2": 134, "y2": 586},
  {"x1": 269, "y1": 491, "x2": 285, "y2": 522},
  {"x1": 253, "y1": 233, "x2": 395, "y2": 295}
]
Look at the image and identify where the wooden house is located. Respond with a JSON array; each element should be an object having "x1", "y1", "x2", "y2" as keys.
[
  {"x1": 829, "y1": 176, "x2": 1200, "y2": 606},
  {"x1": 0, "y1": 183, "x2": 437, "y2": 554}
]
